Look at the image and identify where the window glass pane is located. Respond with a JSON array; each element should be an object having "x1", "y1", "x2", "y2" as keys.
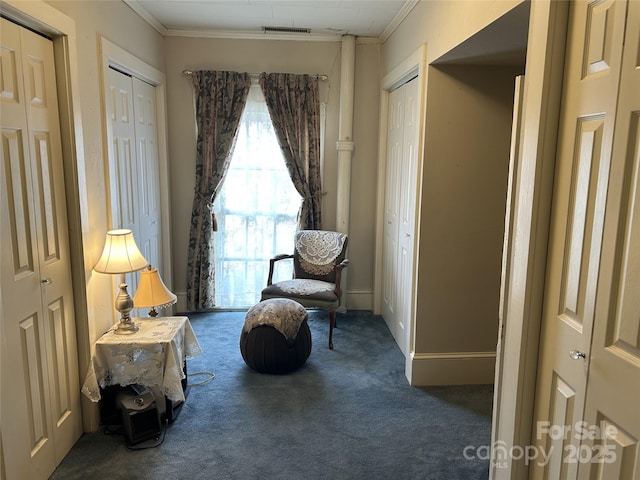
[{"x1": 213, "y1": 83, "x2": 299, "y2": 308}]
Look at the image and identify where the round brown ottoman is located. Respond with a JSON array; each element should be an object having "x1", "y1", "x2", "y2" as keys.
[{"x1": 240, "y1": 299, "x2": 312, "y2": 374}]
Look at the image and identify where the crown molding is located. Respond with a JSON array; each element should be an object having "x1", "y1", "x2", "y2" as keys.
[
  {"x1": 380, "y1": 0, "x2": 419, "y2": 43},
  {"x1": 123, "y1": 0, "x2": 413, "y2": 43},
  {"x1": 123, "y1": 0, "x2": 167, "y2": 35},
  {"x1": 165, "y1": 29, "x2": 344, "y2": 42}
]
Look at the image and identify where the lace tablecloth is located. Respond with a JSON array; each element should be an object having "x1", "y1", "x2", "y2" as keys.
[{"x1": 82, "y1": 316, "x2": 202, "y2": 403}]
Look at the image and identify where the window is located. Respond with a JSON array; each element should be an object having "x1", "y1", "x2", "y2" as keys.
[{"x1": 212, "y1": 83, "x2": 300, "y2": 308}]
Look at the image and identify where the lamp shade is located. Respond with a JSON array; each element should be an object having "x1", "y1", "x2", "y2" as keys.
[
  {"x1": 133, "y1": 265, "x2": 177, "y2": 310},
  {"x1": 94, "y1": 229, "x2": 148, "y2": 274}
]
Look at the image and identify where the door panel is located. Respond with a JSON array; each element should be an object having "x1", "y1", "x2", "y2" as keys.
[
  {"x1": 397, "y1": 78, "x2": 418, "y2": 355},
  {"x1": 560, "y1": 115, "x2": 605, "y2": 328},
  {"x1": 108, "y1": 68, "x2": 141, "y2": 294},
  {"x1": 382, "y1": 87, "x2": 403, "y2": 327},
  {"x1": 132, "y1": 77, "x2": 161, "y2": 272},
  {"x1": 544, "y1": 374, "x2": 577, "y2": 478},
  {"x1": 1, "y1": 18, "x2": 81, "y2": 479},
  {"x1": 382, "y1": 78, "x2": 418, "y2": 357},
  {"x1": 21, "y1": 24, "x2": 81, "y2": 464},
  {"x1": 580, "y1": 0, "x2": 640, "y2": 477},
  {"x1": 1, "y1": 19, "x2": 55, "y2": 478},
  {"x1": 108, "y1": 68, "x2": 137, "y2": 232},
  {"x1": 3, "y1": 128, "x2": 36, "y2": 276},
  {"x1": 531, "y1": 0, "x2": 626, "y2": 478},
  {"x1": 107, "y1": 69, "x2": 163, "y2": 294}
]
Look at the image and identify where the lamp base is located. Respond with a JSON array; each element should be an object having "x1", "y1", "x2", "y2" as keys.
[
  {"x1": 114, "y1": 318, "x2": 139, "y2": 335},
  {"x1": 114, "y1": 280, "x2": 138, "y2": 334}
]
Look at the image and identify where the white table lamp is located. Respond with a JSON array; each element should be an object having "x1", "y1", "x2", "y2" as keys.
[
  {"x1": 94, "y1": 229, "x2": 148, "y2": 334},
  {"x1": 134, "y1": 265, "x2": 177, "y2": 317}
]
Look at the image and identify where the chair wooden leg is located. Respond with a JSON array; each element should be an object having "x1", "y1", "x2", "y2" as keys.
[{"x1": 328, "y1": 309, "x2": 336, "y2": 349}]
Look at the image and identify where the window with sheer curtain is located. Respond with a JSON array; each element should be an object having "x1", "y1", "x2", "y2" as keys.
[{"x1": 212, "y1": 83, "x2": 301, "y2": 308}]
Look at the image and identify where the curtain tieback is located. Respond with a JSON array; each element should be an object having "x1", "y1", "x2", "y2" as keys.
[
  {"x1": 207, "y1": 202, "x2": 218, "y2": 232},
  {"x1": 302, "y1": 191, "x2": 326, "y2": 200},
  {"x1": 211, "y1": 211, "x2": 218, "y2": 231},
  {"x1": 196, "y1": 193, "x2": 217, "y2": 231}
]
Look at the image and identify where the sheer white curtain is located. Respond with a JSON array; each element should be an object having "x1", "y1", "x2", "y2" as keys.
[{"x1": 213, "y1": 82, "x2": 300, "y2": 308}]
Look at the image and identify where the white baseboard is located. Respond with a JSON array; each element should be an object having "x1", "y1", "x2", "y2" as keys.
[
  {"x1": 344, "y1": 290, "x2": 373, "y2": 311},
  {"x1": 175, "y1": 290, "x2": 372, "y2": 314},
  {"x1": 407, "y1": 351, "x2": 496, "y2": 386}
]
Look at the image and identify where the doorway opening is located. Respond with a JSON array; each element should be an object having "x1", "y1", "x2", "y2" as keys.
[{"x1": 212, "y1": 83, "x2": 301, "y2": 308}]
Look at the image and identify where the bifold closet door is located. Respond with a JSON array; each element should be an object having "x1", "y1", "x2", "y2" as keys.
[
  {"x1": 1, "y1": 18, "x2": 81, "y2": 479},
  {"x1": 107, "y1": 67, "x2": 163, "y2": 287},
  {"x1": 382, "y1": 77, "x2": 418, "y2": 357},
  {"x1": 530, "y1": 1, "x2": 640, "y2": 478}
]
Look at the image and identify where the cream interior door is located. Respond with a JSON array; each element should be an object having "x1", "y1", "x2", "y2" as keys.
[
  {"x1": 396, "y1": 77, "x2": 418, "y2": 356},
  {"x1": 382, "y1": 85, "x2": 403, "y2": 338},
  {"x1": 1, "y1": 18, "x2": 81, "y2": 479},
  {"x1": 382, "y1": 77, "x2": 418, "y2": 357},
  {"x1": 131, "y1": 77, "x2": 162, "y2": 273},
  {"x1": 578, "y1": 0, "x2": 640, "y2": 476},
  {"x1": 490, "y1": 74, "x2": 525, "y2": 464},
  {"x1": 107, "y1": 68, "x2": 162, "y2": 294},
  {"x1": 530, "y1": 0, "x2": 627, "y2": 478}
]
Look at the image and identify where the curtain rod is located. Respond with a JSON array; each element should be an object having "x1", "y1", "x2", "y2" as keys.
[{"x1": 182, "y1": 69, "x2": 327, "y2": 81}]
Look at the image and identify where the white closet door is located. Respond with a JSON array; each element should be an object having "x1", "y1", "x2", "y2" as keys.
[
  {"x1": 382, "y1": 86, "x2": 403, "y2": 333},
  {"x1": 132, "y1": 77, "x2": 162, "y2": 274},
  {"x1": 107, "y1": 67, "x2": 142, "y2": 293},
  {"x1": 382, "y1": 77, "x2": 418, "y2": 357},
  {"x1": 107, "y1": 68, "x2": 162, "y2": 292},
  {"x1": 1, "y1": 18, "x2": 81, "y2": 479},
  {"x1": 396, "y1": 78, "x2": 418, "y2": 356}
]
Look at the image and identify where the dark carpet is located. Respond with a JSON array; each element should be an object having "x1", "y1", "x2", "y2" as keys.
[{"x1": 51, "y1": 310, "x2": 493, "y2": 479}]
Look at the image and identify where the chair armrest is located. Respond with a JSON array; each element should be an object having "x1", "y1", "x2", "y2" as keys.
[
  {"x1": 334, "y1": 258, "x2": 349, "y2": 299},
  {"x1": 267, "y1": 254, "x2": 294, "y2": 285}
]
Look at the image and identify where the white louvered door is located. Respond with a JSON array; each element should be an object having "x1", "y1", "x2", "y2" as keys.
[{"x1": 0, "y1": 18, "x2": 81, "y2": 479}]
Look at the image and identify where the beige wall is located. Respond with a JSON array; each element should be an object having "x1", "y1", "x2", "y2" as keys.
[
  {"x1": 380, "y1": 0, "x2": 527, "y2": 383},
  {"x1": 350, "y1": 42, "x2": 382, "y2": 302},
  {"x1": 164, "y1": 37, "x2": 381, "y2": 310},
  {"x1": 416, "y1": 65, "x2": 522, "y2": 354},
  {"x1": 382, "y1": 0, "x2": 522, "y2": 72}
]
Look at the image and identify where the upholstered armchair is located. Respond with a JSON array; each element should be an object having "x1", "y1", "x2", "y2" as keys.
[{"x1": 261, "y1": 230, "x2": 349, "y2": 349}]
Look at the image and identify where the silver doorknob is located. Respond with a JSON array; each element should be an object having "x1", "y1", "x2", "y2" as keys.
[
  {"x1": 41, "y1": 278, "x2": 53, "y2": 285},
  {"x1": 569, "y1": 350, "x2": 586, "y2": 360}
]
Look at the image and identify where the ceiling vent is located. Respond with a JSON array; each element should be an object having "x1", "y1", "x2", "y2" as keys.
[{"x1": 262, "y1": 26, "x2": 311, "y2": 35}]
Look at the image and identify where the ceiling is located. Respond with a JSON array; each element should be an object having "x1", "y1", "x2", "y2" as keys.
[
  {"x1": 124, "y1": 0, "x2": 414, "y2": 41},
  {"x1": 123, "y1": 0, "x2": 529, "y2": 65}
]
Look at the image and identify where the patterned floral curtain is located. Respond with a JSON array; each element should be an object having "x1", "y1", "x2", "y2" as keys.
[
  {"x1": 187, "y1": 71, "x2": 251, "y2": 311},
  {"x1": 259, "y1": 73, "x2": 322, "y2": 230}
]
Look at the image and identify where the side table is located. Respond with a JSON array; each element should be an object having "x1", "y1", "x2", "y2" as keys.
[{"x1": 82, "y1": 316, "x2": 202, "y2": 422}]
